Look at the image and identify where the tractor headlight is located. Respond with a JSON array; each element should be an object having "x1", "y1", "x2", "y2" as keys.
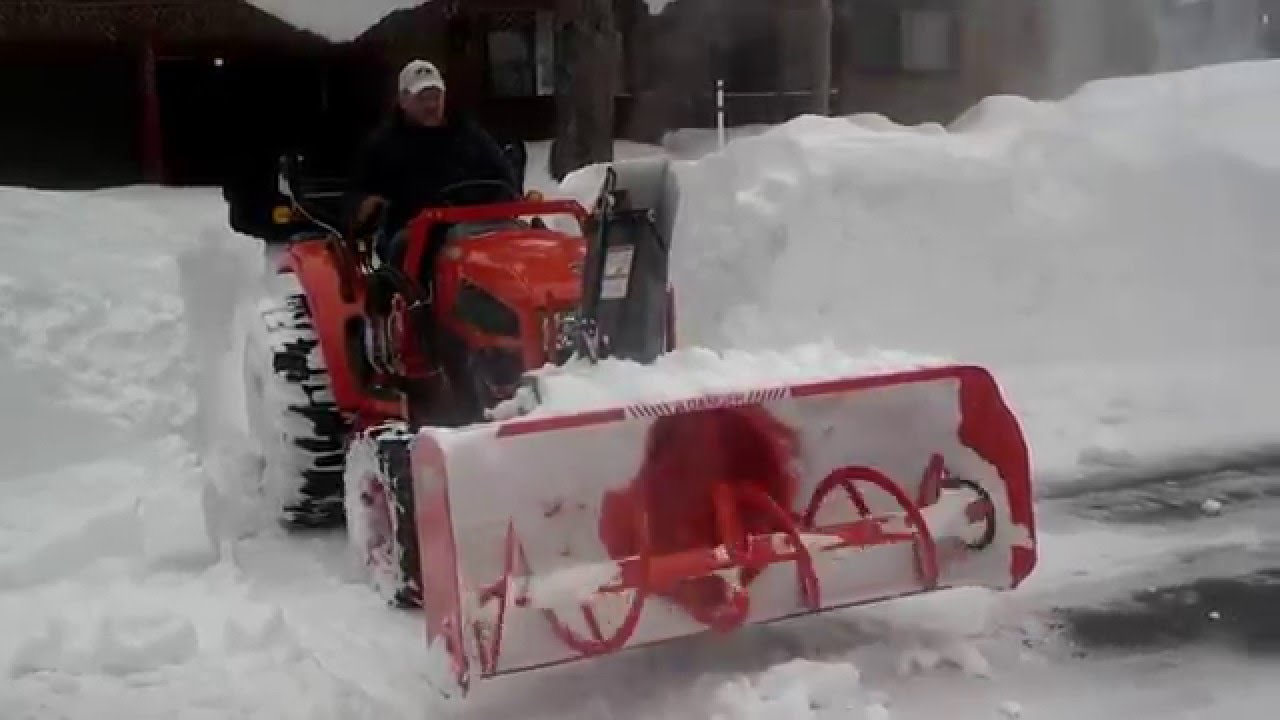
[
  {"x1": 545, "y1": 309, "x2": 593, "y2": 364},
  {"x1": 553, "y1": 309, "x2": 578, "y2": 351},
  {"x1": 272, "y1": 205, "x2": 297, "y2": 224},
  {"x1": 455, "y1": 281, "x2": 520, "y2": 338}
]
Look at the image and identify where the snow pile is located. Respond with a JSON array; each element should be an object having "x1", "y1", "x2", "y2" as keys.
[
  {"x1": 495, "y1": 342, "x2": 943, "y2": 419},
  {"x1": 0, "y1": 187, "x2": 215, "y2": 446},
  {"x1": 12, "y1": 609, "x2": 201, "y2": 677},
  {"x1": 0, "y1": 187, "x2": 228, "y2": 588},
  {"x1": 710, "y1": 659, "x2": 888, "y2": 720},
  {"x1": 0, "y1": 437, "x2": 215, "y2": 594},
  {"x1": 666, "y1": 61, "x2": 1280, "y2": 364},
  {"x1": 524, "y1": 138, "x2": 667, "y2": 199},
  {"x1": 660, "y1": 124, "x2": 776, "y2": 158},
  {"x1": 0, "y1": 185, "x2": 436, "y2": 715}
]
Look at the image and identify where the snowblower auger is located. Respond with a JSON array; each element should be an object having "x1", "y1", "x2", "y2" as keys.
[{"x1": 413, "y1": 364, "x2": 1036, "y2": 700}]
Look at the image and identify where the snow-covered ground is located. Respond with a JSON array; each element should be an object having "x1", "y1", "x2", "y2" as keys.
[{"x1": 4, "y1": 59, "x2": 1280, "y2": 718}]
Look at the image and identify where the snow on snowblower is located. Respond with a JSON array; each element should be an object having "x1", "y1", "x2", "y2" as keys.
[{"x1": 239, "y1": 155, "x2": 1037, "y2": 701}]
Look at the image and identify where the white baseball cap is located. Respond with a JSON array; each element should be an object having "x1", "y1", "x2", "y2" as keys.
[{"x1": 399, "y1": 59, "x2": 446, "y2": 95}]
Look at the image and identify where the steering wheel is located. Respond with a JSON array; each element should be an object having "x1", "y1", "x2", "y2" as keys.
[
  {"x1": 434, "y1": 178, "x2": 523, "y2": 208},
  {"x1": 367, "y1": 177, "x2": 524, "y2": 285}
]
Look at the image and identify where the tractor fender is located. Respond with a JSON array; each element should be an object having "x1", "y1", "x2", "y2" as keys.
[{"x1": 278, "y1": 238, "x2": 400, "y2": 423}]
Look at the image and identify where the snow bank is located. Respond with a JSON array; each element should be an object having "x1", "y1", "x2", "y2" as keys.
[
  {"x1": 710, "y1": 659, "x2": 886, "y2": 720},
  {"x1": 0, "y1": 187, "x2": 231, "y2": 584},
  {"x1": 0, "y1": 186, "x2": 436, "y2": 718},
  {"x1": 0, "y1": 187, "x2": 213, "y2": 446},
  {"x1": 496, "y1": 342, "x2": 943, "y2": 419},
  {"x1": 668, "y1": 61, "x2": 1280, "y2": 364},
  {"x1": 524, "y1": 138, "x2": 667, "y2": 208}
]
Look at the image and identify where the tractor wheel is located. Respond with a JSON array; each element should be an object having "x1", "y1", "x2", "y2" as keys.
[
  {"x1": 242, "y1": 268, "x2": 350, "y2": 529},
  {"x1": 344, "y1": 423, "x2": 422, "y2": 608}
]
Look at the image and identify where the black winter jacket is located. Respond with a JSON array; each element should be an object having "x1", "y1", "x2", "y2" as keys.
[{"x1": 348, "y1": 109, "x2": 521, "y2": 235}]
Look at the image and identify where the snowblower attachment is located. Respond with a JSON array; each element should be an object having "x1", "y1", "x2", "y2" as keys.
[{"x1": 413, "y1": 367, "x2": 1036, "y2": 699}]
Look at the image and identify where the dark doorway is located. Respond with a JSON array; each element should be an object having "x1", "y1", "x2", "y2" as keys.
[
  {"x1": 155, "y1": 48, "x2": 383, "y2": 186},
  {"x1": 209, "y1": 48, "x2": 387, "y2": 237},
  {"x1": 155, "y1": 54, "x2": 234, "y2": 185},
  {"x1": 0, "y1": 45, "x2": 140, "y2": 189}
]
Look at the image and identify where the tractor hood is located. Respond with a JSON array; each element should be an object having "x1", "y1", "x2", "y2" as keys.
[{"x1": 441, "y1": 225, "x2": 586, "y2": 309}]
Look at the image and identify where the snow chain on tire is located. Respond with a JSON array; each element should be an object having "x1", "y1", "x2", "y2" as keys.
[
  {"x1": 245, "y1": 269, "x2": 351, "y2": 529},
  {"x1": 344, "y1": 423, "x2": 422, "y2": 608}
]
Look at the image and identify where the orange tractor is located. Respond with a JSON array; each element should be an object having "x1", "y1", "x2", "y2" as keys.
[{"x1": 240, "y1": 155, "x2": 1038, "y2": 701}]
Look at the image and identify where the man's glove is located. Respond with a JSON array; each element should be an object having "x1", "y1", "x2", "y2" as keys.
[{"x1": 350, "y1": 195, "x2": 388, "y2": 239}]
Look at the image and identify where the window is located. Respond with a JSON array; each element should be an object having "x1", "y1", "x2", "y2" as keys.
[
  {"x1": 846, "y1": 1, "x2": 900, "y2": 71},
  {"x1": 1159, "y1": 0, "x2": 1217, "y2": 46},
  {"x1": 844, "y1": 1, "x2": 957, "y2": 73},
  {"x1": 534, "y1": 11, "x2": 556, "y2": 96},
  {"x1": 485, "y1": 10, "x2": 556, "y2": 97},
  {"x1": 713, "y1": 23, "x2": 782, "y2": 93},
  {"x1": 901, "y1": 9, "x2": 953, "y2": 71},
  {"x1": 488, "y1": 27, "x2": 534, "y2": 97}
]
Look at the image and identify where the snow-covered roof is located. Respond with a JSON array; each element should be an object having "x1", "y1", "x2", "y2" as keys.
[{"x1": 245, "y1": 1, "x2": 431, "y2": 43}]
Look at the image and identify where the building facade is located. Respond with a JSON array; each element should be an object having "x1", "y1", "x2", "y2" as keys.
[
  {"x1": 13, "y1": 1, "x2": 1257, "y2": 190},
  {"x1": 0, "y1": 0, "x2": 372, "y2": 187},
  {"x1": 0, "y1": 0, "x2": 571, "y2": 188},
  {"x1": 622, "y1": 0, "x2": 1047, "y2": 136}
]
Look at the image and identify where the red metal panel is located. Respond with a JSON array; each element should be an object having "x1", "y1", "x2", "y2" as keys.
[
  {"x1": 411, "y1": 436, "x2": 470, "y2": 699},
  {"x1": 281, "y1": 239, "x2": 403, "y2": 422}
]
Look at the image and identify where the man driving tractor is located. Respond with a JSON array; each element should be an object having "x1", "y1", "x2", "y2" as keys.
[{"x1": 347, "y1": 59, "x2": 522, "y2": 265}]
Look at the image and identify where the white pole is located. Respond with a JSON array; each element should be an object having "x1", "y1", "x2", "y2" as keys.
[{"x1": 716, "y1": 79, "x2": 726, "y2": 150}]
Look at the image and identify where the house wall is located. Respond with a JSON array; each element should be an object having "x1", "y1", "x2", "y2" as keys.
[
  {"x1": 1149, "y1": 0, "x2": 1264, "y2": 71},
  {"x1": 1, "y1": 0, "x2": 578, "y2": 189},
  {"x1": 833, "y1": 0, "x2": 1050, "y2": 124},
  {"x1": 1040, "y1": 0, "x2": 1159, "y2": 97},
  {"x1": 18, "y1": 0, "x2": 1182, "y2": 188},
  {"x1": 0, "y1": 0, "x2": 352, "y2": 188},
  {"x1": 1267, "y1": 0, "x2": 1280, "y2": 54},
  {"x1": 1039, "y1": 0, "x2": 1265, "y2": 100},
  {"x1": 0, "y1": 0, "x2": 324, "y2": 45},
  {"x1": 624, "y1": 0, "x2": 1051, "y2": 136},
  {"x1": 960, "y1": 0, "x2": 1049, "y2": 102},
  {"x1": 621, "y1": 0, "x2": 721, "y2": 139},
  {"x1": 0, "y1": 44, "x2": 142, "y2": 188}
]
